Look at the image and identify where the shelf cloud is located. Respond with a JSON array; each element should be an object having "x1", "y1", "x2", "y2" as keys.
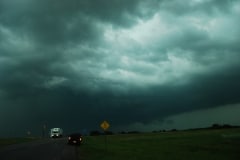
[{"x1": 0, "y1": 0, "x2": 240, "y2": 136}]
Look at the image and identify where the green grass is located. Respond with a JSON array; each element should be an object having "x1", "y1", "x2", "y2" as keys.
[
  {"x1": 78, "y1": 128, "x2": 240, "y2": 160},
  {"x1": 0, "y1": 137, "x2": 39, "y2": 148}
]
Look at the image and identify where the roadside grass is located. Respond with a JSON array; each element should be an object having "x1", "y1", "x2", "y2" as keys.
[
  {"x1": 78, "y1": 128, "x2": 240, "y2": 160},
  {"x1": 0, "y1": 137, "x2": 40, "y2": 148}
]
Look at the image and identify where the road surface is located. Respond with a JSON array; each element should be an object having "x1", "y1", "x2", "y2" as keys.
[{"x1": 0, "y1": 138, "x2": 80, "y2": 160}]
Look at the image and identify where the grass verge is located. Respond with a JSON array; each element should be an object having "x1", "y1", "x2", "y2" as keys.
[
  {"x1": 0, "y1": 137, "x2": 39, "y2": 148},
  {"x1": 78, "y1": 128, "x2": 240, "y2": 160}
]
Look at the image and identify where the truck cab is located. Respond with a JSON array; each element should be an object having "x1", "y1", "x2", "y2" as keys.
[{"x1": 50, "y1": 128, "x2": 63, "y2": 138}]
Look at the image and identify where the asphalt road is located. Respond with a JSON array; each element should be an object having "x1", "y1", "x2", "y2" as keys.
[{"x1": 0, "y1": 138, "x2": 80, "y2": 160}]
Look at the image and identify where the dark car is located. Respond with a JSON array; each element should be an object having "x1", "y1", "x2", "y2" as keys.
[{"x1": 68, "y1": 133, "x2": 83, "y2": 145}]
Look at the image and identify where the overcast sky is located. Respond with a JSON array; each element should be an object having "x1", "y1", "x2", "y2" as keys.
[{"x1": 0, "y1": 0, "x2": 240, "y2": 137}]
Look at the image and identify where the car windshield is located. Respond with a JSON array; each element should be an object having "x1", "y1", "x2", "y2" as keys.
[{"x1": 70, "y1": 133, "x2": 81, "y2": 137}]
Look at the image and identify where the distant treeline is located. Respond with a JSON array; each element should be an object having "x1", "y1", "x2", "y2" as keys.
[
  {"x1": 88, "y1": 124, "x2": 240, "y2": 136},
  {"x1": 209, "y1": 123, "x2": 240, "y2": 129},
  {"x1": 153, "y1": 124, "x2": 240, "y2": 133},
  {"x1": 89, "y1": 130, "x2": 142, "y2": 136}
]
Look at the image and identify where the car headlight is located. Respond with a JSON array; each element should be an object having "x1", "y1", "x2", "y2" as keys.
[
  {"x1": 68, "y1": 137, "x2": 71, "y2": 140},
  {"x1": 80, "y1": 137, "x2": 82, "y2": 141}
]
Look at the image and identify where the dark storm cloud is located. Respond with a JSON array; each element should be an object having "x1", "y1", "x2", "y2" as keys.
[
  {"x1": 0, "y1": 0, "x2": 149, "y2": 47},
  {"x1": 0, "y1": 0, "x2": 240, "y2": 136},
  {"x1": 158, "y1": 0, "x2": 239, "y2": 15},
  {"x1": 0, "y1": 1, "x2": 98, "y2": 46}
]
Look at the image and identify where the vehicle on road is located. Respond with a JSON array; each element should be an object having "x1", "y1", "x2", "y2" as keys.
[
  {"x1": 68, "y1": 133, "x2": 83, "y2": 145},
  {"x1": 50, "y1": 128, "x2": 63, "y2": 138}
]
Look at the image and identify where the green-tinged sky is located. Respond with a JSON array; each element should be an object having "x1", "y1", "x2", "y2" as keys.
[{"x1": 0, "y1": 0, "x2": 240, "y2": 136}]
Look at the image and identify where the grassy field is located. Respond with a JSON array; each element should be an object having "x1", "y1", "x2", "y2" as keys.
[
  {"x1": 78, "y1": 128, "x2": 240, "y2": 160},
  {"x1": 0, "y1": 137, "x2": 39, "y2": 148}
]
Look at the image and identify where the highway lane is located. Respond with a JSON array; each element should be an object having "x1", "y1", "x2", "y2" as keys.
[{"x1": 0, "y1": 138, "x2": 80, "y2": 160}]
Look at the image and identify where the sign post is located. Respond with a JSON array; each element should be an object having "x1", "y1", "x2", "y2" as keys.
[{"x1": 100, "y1": 120, "x2": 110, "y2": 152}]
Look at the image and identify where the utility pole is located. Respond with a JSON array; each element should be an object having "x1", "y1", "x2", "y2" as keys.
[{"x1": 42, "y1": 123, "x2": 47, "y2": 138}]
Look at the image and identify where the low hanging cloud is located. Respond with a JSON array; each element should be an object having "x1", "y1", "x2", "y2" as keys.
[{"x1": 0, "y1": 0, "x2": 240, "y2": 136}]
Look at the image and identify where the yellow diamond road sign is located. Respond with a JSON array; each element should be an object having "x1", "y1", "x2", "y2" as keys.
[{"x1": 100, "y1": 121, "x2": 110, "y2": 130}]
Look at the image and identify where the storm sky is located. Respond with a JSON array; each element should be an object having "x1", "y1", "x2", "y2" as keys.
[{"x1": 0, "y1": 0, "x2": 240, "y2": 137}]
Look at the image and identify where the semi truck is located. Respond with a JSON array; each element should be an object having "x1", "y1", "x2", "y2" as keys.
[{"x1": 50, "y1": 128, "x2": 63, "y2": 138}]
